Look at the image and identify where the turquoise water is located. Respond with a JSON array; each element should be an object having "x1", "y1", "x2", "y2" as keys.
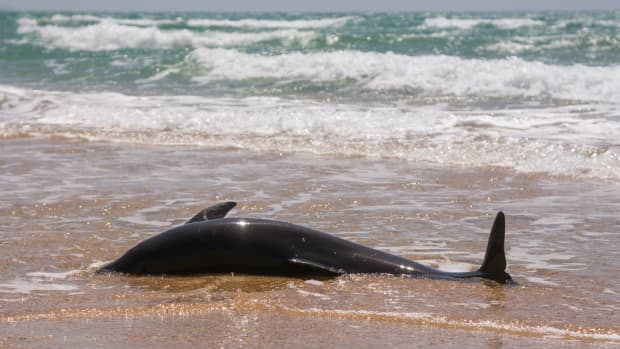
[
  {"x1": 1, "y1": 12, "x2": 620, "y2": 346},
  {"x1": 1, "y1": 12, "x2": 619, "y2": 96},
  {"x1": 1, "y1": 12, "x2": 619, "y2": 179}
]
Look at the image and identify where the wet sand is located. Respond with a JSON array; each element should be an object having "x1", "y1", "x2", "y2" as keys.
[{"x1": 1, "y1": 138, "x2": 619, "y2": 348}]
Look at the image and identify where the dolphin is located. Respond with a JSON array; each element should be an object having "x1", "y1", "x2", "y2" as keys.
[{"x1": 98, "y1": 202, "x2": 512, "y2": 284}]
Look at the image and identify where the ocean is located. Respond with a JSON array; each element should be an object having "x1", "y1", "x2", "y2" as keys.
[{"x1": 0, "y1": 11, "x2": 619, "y2": 347}]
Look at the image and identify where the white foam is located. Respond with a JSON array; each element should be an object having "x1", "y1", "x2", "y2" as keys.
[
  {"x1": 0, "y1": 269, "x2": 83, "y2": 294},
  {"x1": 296, "y1": 289, "x2": 331, "y2": 300},
  {"x1": 88, "y1": 260, "x2": 108, "y2": 270},
  {"x1": 304, "y1": 279, "x2": 325, "y2": 286},
  {"x1": 423, "y1": 17, "x2": 545, "y2": 30},
  {"x1": 485, "y1": 34, "x2": 616, "y2": 55},
  {"x1": 37, "y1": 14, "x2": 356, "y2": 29},
  {"x1": 187, "y1": 16, "x2": 358, "y2": 29},
  {"x1": 554, "y1": 18, "x2": 620, "y2": 29},
  {"x1": 1, "y1": 85, "x2": 619, "y2": 181},
  {"x1": 44, "y1": 14, "x2": 183, "y2": 26},
  {"x1": 16, "y1": 18, "x2": 316, "y2": 51},
  {"x1": 26, "y1": 270, "x2": 77, "y2": 280},
  {"x1": 185, "y1": 48, "x2": 620, "y2": 103}
]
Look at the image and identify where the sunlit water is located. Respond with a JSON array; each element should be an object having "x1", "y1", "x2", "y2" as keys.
[
  {"x1": 1, "y1": 139, "x2": 618, "y2": 347},
  {"x1": 1, "y1": 11, "x2": 619, "y2": 348}
]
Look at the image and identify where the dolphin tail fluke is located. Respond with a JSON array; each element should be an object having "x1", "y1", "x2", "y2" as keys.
[{"x1": 477, "y1": 212, "x2": 512, "y2": 284}]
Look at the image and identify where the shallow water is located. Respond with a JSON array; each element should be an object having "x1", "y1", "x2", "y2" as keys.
[
  {"x1": 1, "y1": 11, "x2": 619, "y2": 347},
  {"x1": 1, "y1": 138, "x2": 618, "y2": 348}
]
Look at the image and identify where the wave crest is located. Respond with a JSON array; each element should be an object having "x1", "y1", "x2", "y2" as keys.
[
  {"x1": 187, "y1": 16, "x2": 358, "y2": 29},
  {"x1": 423, "y1": 17, "x2": 545, "y2": 30},
  {"x1": 16, "y1": 18, "x2": 317, "y2": 51},
  {"x1": 180, "y1": 48, "x2": 620, "y2": 103}
]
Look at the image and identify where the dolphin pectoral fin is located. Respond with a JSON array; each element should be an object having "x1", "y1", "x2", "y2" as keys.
[
  {"x1": 185, "y1": 201, "x2": 237, "y2": 224},
  {"x1": 288, "y1": 258, "x2": 345, "y2": 275}
]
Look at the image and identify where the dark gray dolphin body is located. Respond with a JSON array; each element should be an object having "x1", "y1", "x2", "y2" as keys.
[{"x1": 99, "y1": 202, "x2": 512, "y2": 284}]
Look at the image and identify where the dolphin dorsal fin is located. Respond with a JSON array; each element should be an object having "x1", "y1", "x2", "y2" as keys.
[{"x1": 185, "y1": 202, "x2": 237, "y2": 224}]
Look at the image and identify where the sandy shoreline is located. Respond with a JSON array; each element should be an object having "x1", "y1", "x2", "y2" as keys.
[{"x1": 1, "y1": 137, "x2": 618, "y2": 348}]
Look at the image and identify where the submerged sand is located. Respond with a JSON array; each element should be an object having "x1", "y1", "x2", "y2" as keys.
[{"x1": 0, "y1": 138, "x2": 618, "y2": 348}]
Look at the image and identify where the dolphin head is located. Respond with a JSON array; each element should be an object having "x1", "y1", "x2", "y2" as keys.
[{"x1": 97, "y1": 246, "x2": 148, "y2": 274}]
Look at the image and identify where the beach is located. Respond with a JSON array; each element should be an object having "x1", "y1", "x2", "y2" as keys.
[
  {"x1": 1, "y1": 138, "x2": 618, "y2": 347},
  {"x1": 1, "y1": 11, "x2": 619, "y2": 347}
]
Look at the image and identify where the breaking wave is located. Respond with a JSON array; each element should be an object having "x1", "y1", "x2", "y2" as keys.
[
  {"x1": 16, "y1": 18, "x2": 318, "y2": 50},
  {"x1": 186, "y1": 16, "x2": 358, "y2": 29},
  {"x1": 423, "y1": 17, "x2": 545, "y2": 30},
  {"x1": 1, "y1": 85, "x2": 618, "y2": 181},
  {"x1": 180, "y1": 48, "x2": 620, "y2": 103}
]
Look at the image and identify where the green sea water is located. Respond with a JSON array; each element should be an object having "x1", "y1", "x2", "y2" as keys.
[
  {"x1": 0, "y1": 11, "x2": 619, "y2": 179},
  {"x1": 1, "y1": 11, "x2": 619, "y2": 98}
]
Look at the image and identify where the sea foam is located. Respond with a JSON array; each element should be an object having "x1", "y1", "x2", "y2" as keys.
[
  {"x1": 186, "y1": 16, "x2": 358, "y2": 29},
  {"x1": 423, "y1": 16, "x2": 545, "y2": 30},
  {"x1": 1, "y1": 85, "x2": 618, "y2": 181},
  {"x1": 44, "y1": 14, "x2": 183, "y2": 26},
  {"x1": 184, "y1": 48, "x2": 620, "y2": 103},
  {"x1": 37, "y1": 14, "x2": 357, "y2": 29},
  {"x1": 16, "y1": 18, "x2": 317, "y2": 51}
]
